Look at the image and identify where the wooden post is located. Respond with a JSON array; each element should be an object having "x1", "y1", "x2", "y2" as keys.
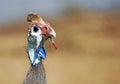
[{"x1": 23, "y1": 62, "x2": 47, "y2": 84}]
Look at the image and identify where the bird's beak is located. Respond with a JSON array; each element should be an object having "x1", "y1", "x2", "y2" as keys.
[
  {"x1": 50, "y1": 37, "x2": 57, "y2": 49},
  {"x1": 49, "y1": 27, "x2": 56, "y2": 37},
  {"x1": 48, "y1": 27, "x2": 57, "y2": 49}
]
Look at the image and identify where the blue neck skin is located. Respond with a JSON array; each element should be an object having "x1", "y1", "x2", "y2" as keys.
[{"x1": 28, "y1": 35, "x2": 46, "y2": 66}]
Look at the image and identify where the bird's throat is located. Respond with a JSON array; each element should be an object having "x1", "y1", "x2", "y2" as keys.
[
  {"x1": 27, "y1": 34, "x2": 39, "y2": 65},
  {"x1": 27, "y1": 35, "x2": 46, "y2": 66},
  {"x1": 28, "y1": 41, "x2": 40, "y2": 66}
]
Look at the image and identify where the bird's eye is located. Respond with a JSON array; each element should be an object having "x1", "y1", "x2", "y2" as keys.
[
  {"x1": 31, "y1": 25, "x2": 42, "y2": 36},
  {"x1": 33, "y1": 25, "x2": 39, "y2": 33}
]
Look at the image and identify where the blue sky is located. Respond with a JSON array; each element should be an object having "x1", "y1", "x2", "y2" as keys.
[
  {"x1": 0, "y1": 0, "x2": 120, "y2": 23},
  {"x1": 0, "y1": 0, "x2": 67, "y2": 23}
]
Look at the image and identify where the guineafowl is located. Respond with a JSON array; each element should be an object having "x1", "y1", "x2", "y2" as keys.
[{"x1": 23, "y1": 12, "x2": 57, "y2": 84}]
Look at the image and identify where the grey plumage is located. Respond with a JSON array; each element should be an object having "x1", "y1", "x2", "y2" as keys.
[{"x1": 23, "y1": 62, "x2": 47, "y2": 84}]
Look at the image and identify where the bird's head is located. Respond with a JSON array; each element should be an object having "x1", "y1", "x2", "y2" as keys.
[{"x1": 27, "y1": 13, "x2": 57, "y2": 66}]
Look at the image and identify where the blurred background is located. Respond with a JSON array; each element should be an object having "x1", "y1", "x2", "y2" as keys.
[{"x1": 0, "y1": 0, "x2": 120, "y2": 84}]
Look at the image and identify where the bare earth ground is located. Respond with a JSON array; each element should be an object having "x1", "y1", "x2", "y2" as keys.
[{"x1": 0, "y1": 13, "x2": 120, "y2": 84}]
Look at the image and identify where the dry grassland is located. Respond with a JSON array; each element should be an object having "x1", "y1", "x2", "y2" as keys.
[{"x1": 0, "y1": 13, "x2": 120, "y2": 84}]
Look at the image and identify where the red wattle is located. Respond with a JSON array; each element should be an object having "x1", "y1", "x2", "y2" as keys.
[{"x1": 52, "y1": 43, "x2": 57, "y2": 50}]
